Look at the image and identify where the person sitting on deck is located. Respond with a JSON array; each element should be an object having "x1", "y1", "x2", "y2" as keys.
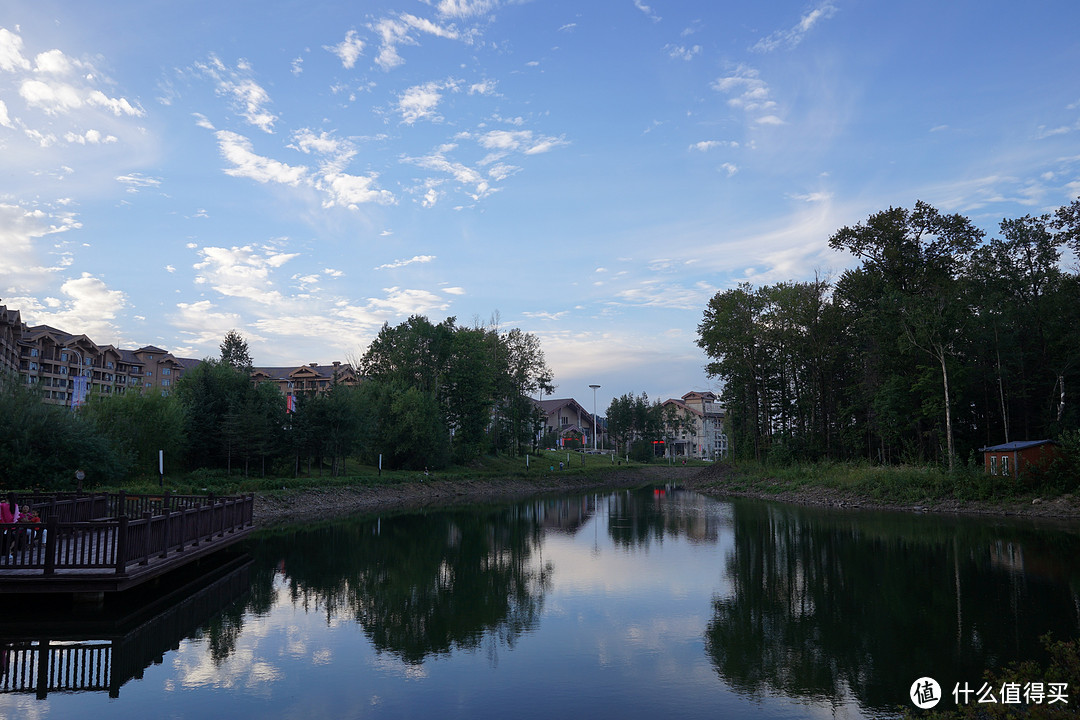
[{"x1": 16, "y1": 505, "x2": 42, "y2": 550}]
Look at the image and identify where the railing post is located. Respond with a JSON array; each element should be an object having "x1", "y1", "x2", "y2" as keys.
[
  {"x1": 43, "y1": 515, "x2": 58, "y2": 575},
  {"x1": 160, "y1": 509, "x2": 172, "y2": 558},
  {"x1": 114, "y1": 516, "x2": 128, "y2": 575},
  {"x1": 140, "y1": 511, "x2": 152, "y2": 565}
]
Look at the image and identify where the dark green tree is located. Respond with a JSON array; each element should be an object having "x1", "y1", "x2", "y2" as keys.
[{"x1": 219, "y1": 329, "x2": 253, "y2": 372}]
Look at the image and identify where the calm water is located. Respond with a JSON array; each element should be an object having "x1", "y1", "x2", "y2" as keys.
[{"x1": 2, "y1": 487, "x2": 1079, "y2": 719}]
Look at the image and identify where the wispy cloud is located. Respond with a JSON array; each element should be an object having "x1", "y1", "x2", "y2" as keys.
[
  {"x1": 665, "y1": 44, "x2": 701, "y2": 61},
  {"x1": 753, "y1": 2, "x2": 838, "y2": 53},
  {"x1": 375, "y1": 255, "x2": 436, "y2": 270},
  {"x1": 196, "y1": 55, "x2": 277, "y2": 133},
  {"x1": 633, "y1": 0, "x2": 661, "y2": 23},
  {"x1": 690, "y1": 140, "x2": 738, "y2": 152},
  {"x1": 370, "y1": 13, "x2": 463, "y2": 71}
]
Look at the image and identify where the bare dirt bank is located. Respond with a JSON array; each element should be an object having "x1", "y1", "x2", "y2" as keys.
[{"x1": 252, "y1": 465, "x2": 700, "y2": 526}]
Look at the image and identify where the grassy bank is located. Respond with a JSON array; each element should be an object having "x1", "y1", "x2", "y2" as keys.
[{"x1": 694, "y1": 459, "x2": 1080, "y2": 515}]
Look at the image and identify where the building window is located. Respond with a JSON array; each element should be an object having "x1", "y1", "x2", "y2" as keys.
[
  {"x1": 61, "y1": 352, "x2": 68, "y2": 361},
  {"x1": 1001, "y1": 455, "x2": 1010, "y2": 477},
  {"x1": 162, "y1": 379, "x2": 170, "y2": 387},
  {"x1": 990, "y1": 456, "x2": 998, "y2": 475},
  {"x1": 107, "y1": 361, "x2": 114, "y2": 369},
  {"x1": 30, "y1": 348, "x2": 38, "y2": 357},
  {"x1": 145, "y1": 370, "x2": 153, "y2": 376},
  {"x1": 162, "y1": 368, "x2": 171, "y2": 375}
]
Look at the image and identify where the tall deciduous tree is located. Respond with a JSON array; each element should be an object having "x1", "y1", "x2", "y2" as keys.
[{"x1": 830, "y1": 201, "x2": 982, "y2": 471}]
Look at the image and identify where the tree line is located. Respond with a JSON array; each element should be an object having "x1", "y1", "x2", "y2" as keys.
[
  {"x1": 697, "y1": 200, "x2": 1080, "y2": 470},
  {"x1": 0, "y1": 318, "x2": 554, "y2": 489}
]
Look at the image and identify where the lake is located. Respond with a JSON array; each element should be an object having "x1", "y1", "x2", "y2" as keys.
[{"x1": 2, "y1": 485, "x2": 1078, "y2": 719}]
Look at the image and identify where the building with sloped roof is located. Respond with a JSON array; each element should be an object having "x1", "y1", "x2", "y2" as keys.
[
  {"x1": 251, "y1": 361, "x2": 358, "y2": 401},
  {"x1": 534, "y1": 397, "x2": 605, "y2": 449},
  {"x1": 661, "y1": 391, "x2": 728, "y2": 459},
  {"x1": 14, "y1": 323, "x2": 197, "y2": 406},
  {"x1": 979, "y1": 440, "x2": 1061, "y2": 478}
]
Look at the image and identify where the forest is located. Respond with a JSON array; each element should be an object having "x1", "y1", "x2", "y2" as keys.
[{"x1": 698, "y1": 200, "x2": 1080, "y2": 472}]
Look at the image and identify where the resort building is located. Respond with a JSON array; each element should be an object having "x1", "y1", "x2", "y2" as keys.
[
  {"x1": 12, "y1": 320, "x2": 198, "y2": 406},
  {"x1": 251, "y1": 361, "x2": 358, "y2": 401},
  {"x1": 661, "y1": 391, "x2": 728, "y2": 459},
  {"x1": 535, "y1": 397, "x2": 606, "y2": 449}
]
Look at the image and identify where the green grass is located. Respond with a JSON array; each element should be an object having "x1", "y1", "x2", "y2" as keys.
[
  {"x1": 724, "y1": 458, "x2": 1073, "y2": 506},
  {"x1": 77, "y1": 450, "x2": 713, "y2": 497}
]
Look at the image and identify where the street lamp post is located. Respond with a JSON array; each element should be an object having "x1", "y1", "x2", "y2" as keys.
[{"x1": 589, "y1": 384, "x2": 600, "y2": 452}]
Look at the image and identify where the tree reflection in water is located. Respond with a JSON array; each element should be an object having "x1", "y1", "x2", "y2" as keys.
[
  {"x1": 245, "y1": 506, "x2": 551, "y2": 665},
  {"x1": 705, "y1": 500, "x2": 1080, "y2": 712}
]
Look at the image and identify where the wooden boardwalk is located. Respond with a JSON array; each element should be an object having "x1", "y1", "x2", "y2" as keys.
[{"x1": 0, "y1": 492, "x2": 255, "y2": 594}]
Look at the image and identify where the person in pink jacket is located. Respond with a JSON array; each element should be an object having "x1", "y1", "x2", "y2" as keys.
[{"x1": 1, "y1": 497, "x2": 19, "y2": 557}]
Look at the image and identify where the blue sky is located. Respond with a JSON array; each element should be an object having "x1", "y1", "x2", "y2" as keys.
[{"x1": 2, "y1": 0, "x2": 1078, "y2": 412}]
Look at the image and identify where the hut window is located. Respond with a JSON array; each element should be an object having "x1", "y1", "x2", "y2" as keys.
[
  {"x1": 990, "y1": 456, "x2": 997, "y2": 475},
  {"x1": 1001, "y1": 455, "x2": 1010, "y2": 477}
]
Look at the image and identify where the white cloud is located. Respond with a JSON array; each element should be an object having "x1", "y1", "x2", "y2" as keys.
[
  {"x1": 788, "y1": 191, "x2": 833, "y2": 203},
  {"x1": 690, "y1": 140, "x2": 737, "y2": 152},
  {"x1": 64, "y1": 128, "x2": 119, "y2": 144},
  {"x1": 0, "y1": 99, "x2": 14, "y2": 129},
  {"x1": 375, "y1": 255, "x2": 436, "y2": 270},
  {"x1": 614, "y1": 280, "x2": 716, "y2": 310},
  {"x1": 665, "y1": 44, "x2": 701, "y2": 61},
  {"x1": 34, "y1": 48, "x2": 79, "y2": 75},
  {"x1": 192, "y1": 244, "x2": 298, "y2": 305},
  {"x1": 753, "y1": 2, "x2": 838, "y2": 52},
  {"x1": 469, "y1": 79, "x2": 497, "y2": 95},
  {"x1": 0, "y1": 28, "x2": 32, "y2": 72},
  {"x1": 318, "y1": 171, "x2": 395, "y2": 208},
  {"x1": 634, "y1": 0, "x2": 661, "y2": 23},
  {"x1": 370, "y1": 13, "x2": 462, "y2": 71},
  {"x1": 327, "y1": 30, "x2": 365, "y2": 69},
  {"x1": 0, "y1": 202, "x2": 81, "y2": 293},
  {"x1": 16, "y1": 272, "x2": 127, "y2": 340},
  {"x1": 20, "y1": 79, "x2": 83, "y2": 114},
  {"x1": 215, "y1": 130, "x2": 308, "y2": 185},
  {"x1": 86, "y1": 89, "x2": 144, "y2": 117},
  {"x1": 713, "y1": 65, "x2": 776, "y2": 112},
  {"x1": 172, "y1": 300, "x2": 246, "y2": 347},
  {"x1": 756, "y1": 115, "x2": 785, "y2": 126},
  {"x1": 719, "y1": 163, "x2": 738, "y2": 176},
  {"x1": 115, "y1": 173, "x2": 162, "y2": 192},
  {"x1": 197, "y1": 55, "x2": 277, "y2": 133},
  {"x1": 404, "y1": 147, "x2": 492, "y2": 199},
  {"x1": 430, "y1": 0, "x2": 498, "y2": 18},
  {"x1": 398, "y1": 79, "x2": 459, "y2": 124}
]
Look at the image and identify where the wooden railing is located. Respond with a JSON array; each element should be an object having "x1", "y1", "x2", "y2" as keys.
[
  {"x1": 0, "y1": 558, "x2": 253, "y2": 697},
  {"x1": 4, "y1": 490, "x2": 231, "y2": 524},
  {"x1": 0, "y1": 493, "x2": 254, "y2": 575}
]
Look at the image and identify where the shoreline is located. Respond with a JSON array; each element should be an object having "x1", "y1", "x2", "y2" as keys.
[
  {"x1": 251, "y1": 462, "x2": 1080, "y2": 526},
  {"x1": 683, "y1": 462, "x2": 1080, "y2": 521},
  {"x1": 251, "y1": 465, "x2": 699, "y2": 526}
]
